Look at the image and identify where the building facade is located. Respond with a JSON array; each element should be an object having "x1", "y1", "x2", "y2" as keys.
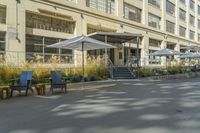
[{"x1": 1, "y1": 0, "x2": 200, "y2": 66}]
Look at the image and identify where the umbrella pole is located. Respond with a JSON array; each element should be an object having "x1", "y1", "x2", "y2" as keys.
[
  {"x1": 81, "y1": 42, "x2": 84, "y2": 90},
  {"x1": 82, "y1": 42, "x2": 84, "y2": 82}
]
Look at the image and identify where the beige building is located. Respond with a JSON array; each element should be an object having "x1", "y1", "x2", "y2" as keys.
[{"x1": 1, "y1": 0, "x2": 200, "y2": 67}]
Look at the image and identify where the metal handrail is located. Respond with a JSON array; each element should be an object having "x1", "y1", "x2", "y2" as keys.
[{"x1": 107, "y1": 57, "x2": 116, "y2": 79}]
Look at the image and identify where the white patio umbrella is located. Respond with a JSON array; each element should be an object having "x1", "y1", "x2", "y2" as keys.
[
  {"x1": 149, "y1": 48, "x2": 183, "y2": 56},
  {"x1": 47, "y1": 35, "x2": 115, "y2": 81},
  {"x1": 149, "y1": 48, "x2": 183, "y2": 67},
  {"x1": 179, "y1": 51, "x2": 200, "y2": 58},
  {"x1": 179, "y1": 51, "x2": 200, "y2": 66}
]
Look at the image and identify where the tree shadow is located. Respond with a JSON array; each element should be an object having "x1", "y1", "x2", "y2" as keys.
[{"x1": 1, "y1": 79, "x2": 200, "y2": 133}]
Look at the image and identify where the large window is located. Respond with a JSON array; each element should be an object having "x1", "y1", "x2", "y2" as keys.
[
  {"x1": 124, "y1": 3, "x2": 141, "y2": 23},
  {"x1": 166, "y1": 20, "x2": 175, "y2": 33},
  {"x1": 179, "y1": 8, "x2": 186, "y2": 21},
  {"x1": 26, "y1": 12, "x2": 75, "y2": 34},
  {"x1": 179, "y1": 26, "x2": 186, "y2": 37},
  {"x1": 149, "y1": 39, "x2": 161, "y2": 47},
  {"x1": 86, "y1": 0, "x2": 115, "y2": 15},
  {"x1": 198, "y1": 34, "x2": 200, "y2": 41},
  {"x1": 0, "y1": 32, "x2": 5, "y2": 58},
  {"x1": 66, "y1": 0, "x2": 76, "y2": 2},
  {"x1": 148, "y1": 0, "x2": 161, "y2": 8},
  {"x1": 190, "y1": 0, "x2": 195, "y2": 10},
  {"x1": 149, "y1": 50, "x2": 161, "y2": 64},
  {"x1": 87, "y1": 24, "x2": 116, "y2": 34},
  {"x1": 148, "y1": 13, "x2": 161, "y2": 29},
  {"x1": 189, "y1": 14, "x2": 195, "y2": 26},
  {"x1": 26, "y1": 34, "x2": 73, "y2": 63},
  {"x1": 198, "y1": 19, "x2": 200, "y2": 29},
  {"x1": 198, "y1": 6, "x2": 200, "y2": 15},
  {"x1": 189, "y1": 30, "x2": 195, "y2": 40},
  {"x1": 166, "y1": 0, "x2": 175, "y2": 15},
  {"x1": 179, "y1": 0, "x2": 185, "y2": 4},
  {"x1": 0, "y1": 6, "x2": 6, "y2": 24}
]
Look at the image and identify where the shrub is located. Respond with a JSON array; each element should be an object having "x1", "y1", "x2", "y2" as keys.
[{"x1": 0, "y1": 55, "x2": 108, "y2": 85}]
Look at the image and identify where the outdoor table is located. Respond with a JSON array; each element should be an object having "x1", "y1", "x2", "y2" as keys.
[
  {"x1": 35, "y1": 83, "x2": 46, "y2": 95},
  {"x1": 0, "y1": 86, "x2": 10, "y2": 99}
]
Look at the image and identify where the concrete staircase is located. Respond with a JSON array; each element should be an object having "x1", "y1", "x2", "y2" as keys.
[{"x1": 112, "y1": 67, "x2": 135, "y2": 79}]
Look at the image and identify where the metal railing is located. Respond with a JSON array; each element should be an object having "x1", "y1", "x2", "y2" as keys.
[{"x1": 107, "y1": 57, "x2": 116, "y2": 79}]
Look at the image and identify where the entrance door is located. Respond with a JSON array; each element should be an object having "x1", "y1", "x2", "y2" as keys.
[{"x1": 109, "y1": 48, "x2": 115, "y2": 65}]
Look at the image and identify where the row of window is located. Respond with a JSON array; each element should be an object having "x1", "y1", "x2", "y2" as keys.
[
  {"x1": 179, "y1": 26, "x2": 200, "y2": 41},
  {"x1": 26, "y1": 12, "x2": 75, "y2": 34},
  {"x1": 26, "y1": 34, "x2": 73, "y2": 63}
]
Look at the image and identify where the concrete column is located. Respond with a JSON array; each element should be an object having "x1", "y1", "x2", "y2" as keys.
[
  {"x1": 140, "y1": 34, "x2": 149, "y2": 66},
  {"x1": 116, "y1": 0, "x2": 123, "y2": 18},
  {"x1": 6, "y1": 0, "x2": 25, "y2": 65},
  {"x1": 174, "y1": 42, "x2": 181, "y2": 64},
  {"x1": 186, "y1": 0, "x2": 190, "y2": 39},
  {"x1": 161, "y1": 40, "x2": 167, "y2": 66},
  {"x1": 175, "y1": 0, "x2": 179, "y2": 35},
  {"x1": 161, "y1": 0, "x2": 166, "y2": 31},
  {"x1": 74, "y1": 13, "x2": 87, "y2": 67},
  {"x1": 195, "y1": 0, "x2": 198, "y2": 41},
  {"x1": 142, "y1": 0, "x2": 148, "y2": 26}
]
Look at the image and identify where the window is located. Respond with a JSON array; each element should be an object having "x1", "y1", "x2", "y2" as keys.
[
  {"x1": 0, "y1": 6, "x2": 6, "y2": 24},
  {"x1": 87, "y1": 24, "x2": 116, "y2": 34},
  {"x1": 149, "y1": 39, "x2": 161, "y2": 47},
  {"x1": 66, "y1": 0, "x2": 76, "y2": 2},
  {"x1": 166, "y1": 0, "x2": 175, "y2": 15},
  {"x1": 148, "y1": 0, "x2": 161, "y2": 8},
  {"x1": 198, "y1": 5, "x2": 200, "y2": 15},
  {"x1": 26, "y1": 12, "x2": 75, "y2": 34},
  {"x1": 189, "y1": 14, "x2": 195, "y2": 26},
  {"x1": 124, "y1": 3, "x2": 141, "y2": 23},
  {"x1": 148, "y1": 13, "x2": 161, "y2": 29},
  {"x1": 86, "y1": 0, "x2": 115, "y2": 15},
  {"x1": 149, "y1": 50, "x2": 161, "y2": 64},
  {"x1": 179, "y1": 8, "x2": 186, "y2": 21},
  {"x1": 189, "y1": 30, "x2": 195, "y2": 40},
  {"x1": 190, "y1": 0, "x2": 195, "y2": 10},
  {"x1": 198, "y1": 19, "x2": 200, "y2": 29},
  {"x1": 198, "y1": 34, "x2": 200, "y2": 41},
  {"x1": 179, "y1": 26, "x2": 186, "y2": 37},
  {"x1": 166, "y1": 20, "x2": 175, "y2": 33},
  {"x1": 180, "y1": 0, "x2": 185, "y2": 4},
  {"x1": 26, "y1": 34, "x2": 73, "y2": 63},
  {"x1": 0, "y1": 32, "x2": 5, "y2": 56}
]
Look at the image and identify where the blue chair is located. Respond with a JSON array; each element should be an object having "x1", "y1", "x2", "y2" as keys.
[
  {"x1": 50, "y1": 71, "x2": 67, "y2": 94},
  {"x1": 10, "y1": 71, "x2": 33, "y2": 97}
]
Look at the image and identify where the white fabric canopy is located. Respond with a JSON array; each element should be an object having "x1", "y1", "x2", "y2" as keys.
[
  {"x1": 149, "y1": 48, "x2": 183, "y2": 56},
  {"x1": 47, "y1": 35, "x2": 115, "y2": 83},
  {"x1": 47, "y1": 35, "x2": 115, "y2": 51},
  {"x1": 179, "y1": 51, "x2": 200, "y2": 58}
]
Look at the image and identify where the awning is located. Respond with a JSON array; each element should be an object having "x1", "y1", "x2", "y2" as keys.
[{"x1": 88, "y1": 32, "x2": 143, "y2": 43}]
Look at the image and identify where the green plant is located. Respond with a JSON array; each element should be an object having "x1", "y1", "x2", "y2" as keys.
[{"x1": 0, "y1": 55, "x2": 108, "y2": 86}]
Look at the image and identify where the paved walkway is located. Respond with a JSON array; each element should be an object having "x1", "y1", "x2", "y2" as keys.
[{"x1": 1, "y1": 78, "x2": 200, "y2": 133}]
